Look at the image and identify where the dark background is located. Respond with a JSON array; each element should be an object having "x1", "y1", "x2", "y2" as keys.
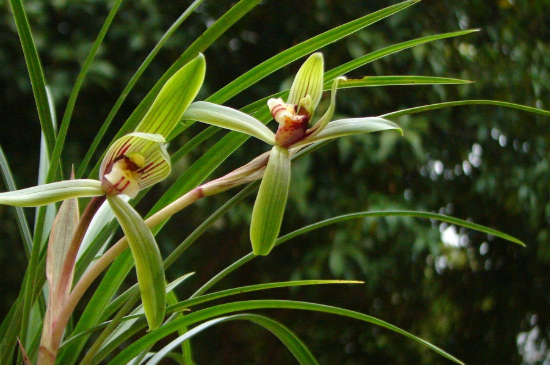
[{"x1": 1, "y1": 0, "x2": 550, "y2": 364}]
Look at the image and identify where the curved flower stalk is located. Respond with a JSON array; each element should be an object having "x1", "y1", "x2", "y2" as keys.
[
  {"x1": 0, "y1": 54, "x2": 205, "y2": 363},
  {"x1": 182, "y1": 53, "x2": 402, "y2": 256}
]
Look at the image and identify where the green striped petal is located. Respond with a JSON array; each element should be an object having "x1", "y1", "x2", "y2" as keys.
[
  {"x1": 99, "y1": 133, "x2": 170, "y2": 198},
  {"x1": 107, "y1": 195, "x2": 166, "y2": 330},
  {"x1": 292, "y1": 117, "x2": 402, "y2": 148},
  {"x1": 250, "y1": 145, "x2": 291, "y2": 256},
  {"x1": 0, "y1": 179, "x2": 103, "y2": 207},
  {"x1": 287, "y1": 53, "x2": 324, "y2": 115},
  {"x1": 134, "y1": 54, "x2": 206, "y2": 138},
  {"x1": 182, "y1": 101, "x2": 276, "y2": 145}
]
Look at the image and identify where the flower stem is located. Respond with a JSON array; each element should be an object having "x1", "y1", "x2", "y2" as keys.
[{"x1": 40, "y1": 195, "x2": 105, "y2": 365}]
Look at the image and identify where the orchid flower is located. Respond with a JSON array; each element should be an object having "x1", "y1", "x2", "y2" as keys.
[
  {"x1": 0, "y1": 54, "x2": 206, "y2": 332},
  {"x1": 181, "y1": 53, "x2": 402, "y2": 256}
]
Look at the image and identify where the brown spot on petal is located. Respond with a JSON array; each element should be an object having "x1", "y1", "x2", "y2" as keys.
[{"x1": 275, "y1": 114, "x2": 309, "y2": 147}]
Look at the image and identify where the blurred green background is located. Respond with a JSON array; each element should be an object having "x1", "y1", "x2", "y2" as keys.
[{"x1": 1, "y1": 0, "x2": 550, "y2": 364}]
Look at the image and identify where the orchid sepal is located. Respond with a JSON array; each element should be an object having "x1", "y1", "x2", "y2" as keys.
[
  {"x1": 182, "y1": 101, "x2": 276, "y2": 145},
  {"x1": 291, "y1": 117, "x2": 402, "y2": 148},
  {"x1": 107, "y1": 195, "x2": 166, "y2": 330},
  {"x1": 0, "y1": 179, "x2": 103, "y2": 207},
  {"x1": 134, "y1": 54, "x2": 206, "y2": 138},
  {"x1": 250, "y1": 145, "x2": 291, "y2": 256}
]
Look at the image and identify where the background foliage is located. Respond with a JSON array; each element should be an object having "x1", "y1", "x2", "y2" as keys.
[{"x1": 1, "y1": 0, "x2": 549, "y2": 364}]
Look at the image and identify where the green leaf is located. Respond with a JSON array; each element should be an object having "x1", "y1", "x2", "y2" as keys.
[
  {"x1": 324, "y1": 29, "x2": 479, "y2": 82},
  {"x1": 250, "y1": 146, "x2": 291, "y2": 256},
  {"x1": 210, "y1": 0, "x2": 421, "y2": 104},
  {"x1": 144, "y1": 314, "x2": 319, "y2": 365},
  {"x1": 380, "y1": 100, "x2": 550, "y2": 119},
  {"x1": 190, "y1": 195, "x2": 523, "y2": 298},
  {"x1": 7, "y1": 0, "x2": 55, "y2": 157},
  {"x1": 277, "y1": 211, "x2": 525, "y2": 247},
  {"x1": 335, "y1": 75, "x2": 473, "y2": 88},
  {"x1": 0, "y1": 179, "x2": 103, "y2": 207},
  {"x1": 293, "y1": 117, "x2": 402, "y2": 148},
  {"x1": 135, "y1": 54, "x2": 206, "y2": 138},
  {"x1": 37, "y1": 89, "x2": 59, "y2": 252},
  {"x1": 182, "y1": 101, "x2": 276, "y2": 145},
  {"x1": 0, "y1": 298, "x2": 23, "y2": 365},
  {"x1": 172, "y1": 280, "x2": 362, "y2": 312},
  {"x1": 107, "y1": 195, "x2": 166, "y2": 330},
  {"x1": 238, "y1": 30, "x2": 480, "y2": 119},
  {"x1": 107, "y1": 300, "x2": 463, "y2": 365},
  {"x1": 48, "y1": 0, "x2": 125, "y2": 185},
  {"x1": 71, "y1": 280, "x2": 359, "y2": 358},
  {"x1": 0, "y1": 144, "x2": 33, "y2": 257}
]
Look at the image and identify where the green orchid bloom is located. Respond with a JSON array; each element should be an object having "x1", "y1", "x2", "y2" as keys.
[
  {"x1": 181, "y1": 53, "x2": 402, "y2": 256},
  {"x1": 0, "y1": 53, "x2": 206, "y2": 331}
]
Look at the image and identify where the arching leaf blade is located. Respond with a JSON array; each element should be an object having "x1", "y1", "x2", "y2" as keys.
[
  {"x1": 107, "y1": 300, "x2": 463, "y2": 365},
  {"x1": 145, "y1": 314, "x2": 319, "y2": 365}
]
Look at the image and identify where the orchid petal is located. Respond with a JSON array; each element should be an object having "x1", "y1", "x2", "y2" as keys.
[
  {"x1": 293, "y1": 117, "x2": 402, "y2": 148},
  {"x1": 250, "y1": 145, "x2": 291, "y2": 256},
  {"x1": 182, "y1": 101, "x2": 276, "y2": 145},
  {"x1": 134, "y1": 54, "x2": 206, "y2": 138},
  {"x1": 107, "y1": 195, "x2": 166, "y2": 330},
  {"x1": 287, "y1": 53, "x2": 324, "y2": 115},
  {"x1": 0, "y1": 179, "x2": 103, "y2": 207},
  {"x1": 99, "y1": 133, "x2": 171, "y2": 197},
  {"x1": 306, "y1": 76, "x2": 346, "y2": 139}
]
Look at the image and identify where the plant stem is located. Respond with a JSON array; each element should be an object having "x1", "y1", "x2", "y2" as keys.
[{"x1": 40, "y1": 196, "x2": 105, "y2": 365}]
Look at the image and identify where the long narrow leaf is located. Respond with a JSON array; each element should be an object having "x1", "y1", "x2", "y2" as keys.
[
  {"x1": 336, "y1": 75, "x2": 472, "y2": 88},
  {"x1": 7, "y1": 0, "x2": 55, "y2": 155},
  {"x1": 0, "y1": 145, "x2": 33, "y2": 257},
  {"x1": 193, "y1": 208, "x2": 524, "y2": 298},
  {"x1": 50, "y1": 0, "x2": 125, "y2": 183},
  {"x1": 278, "y1": 211, "x2": 524, "y2": 246},
  {"x1": 0, "y1": 298, "x2": 23, "y2": 365},
  {"x1": 242, "y1": 30, "x2": 479, "y2": 115},
  {"x1": 380, "y1": 100, "x2": 550, "y2": 119},
  {"x1": 209, "y1": 0, "x2": 421, "y2": 104},
  {"x1": 37, "y1": 86, "x2": 58, "y2": 246},
  {"x1": 145, "y1": 314, "x2": 319, "y2": 365},
  {"x1": 106, "y1": 300, "x2": 463, "y2": 365},
  {"x1": 70, "y1": 280, "x2": 360, "y2": 359}
]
